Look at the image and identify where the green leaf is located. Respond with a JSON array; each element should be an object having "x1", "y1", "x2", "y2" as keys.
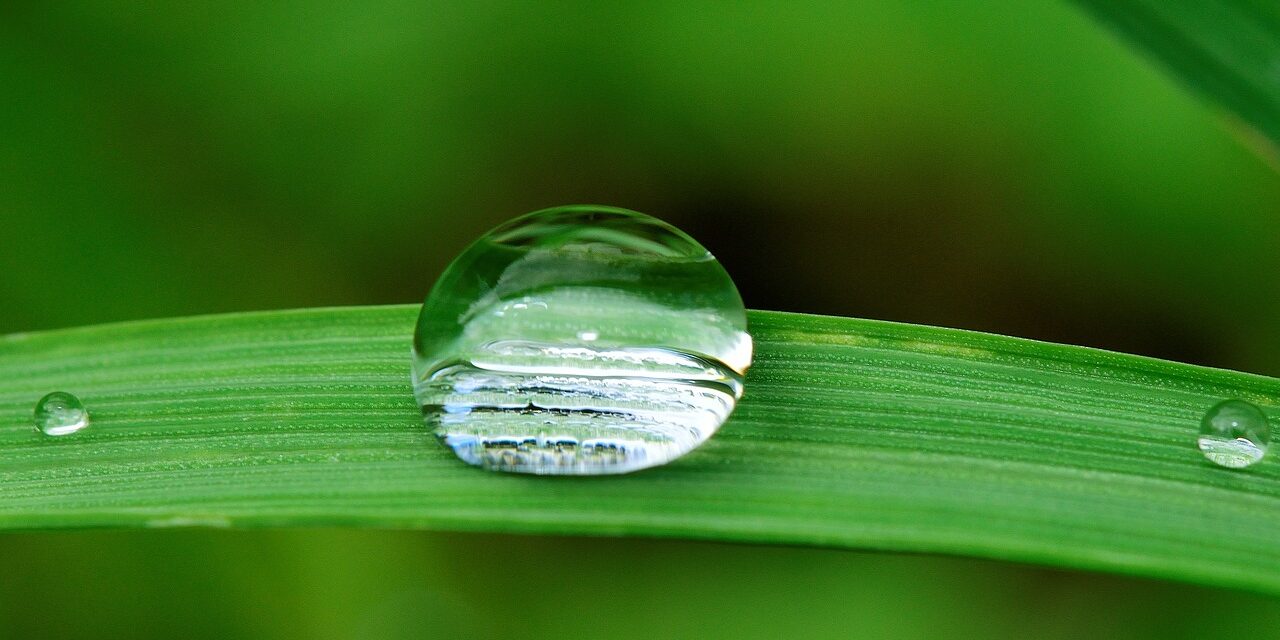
[
  {"x1": 2, "y1": 306, "x2": 1279, "y2": 593},
  {"x1": 1070, "y1": 0, "x2": 1280, "y2": 151}
]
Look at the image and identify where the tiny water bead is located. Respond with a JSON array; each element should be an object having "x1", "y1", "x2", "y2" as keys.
[
  {"x1": 33, "y1": 391, "x2": 90, "y2": 437},
  {"x1": 1198, "y1": 399, "x2": 1269, "y2": 469},
  {"x1": 412, "y1": 205, "x2": 752, "y2": 475}
]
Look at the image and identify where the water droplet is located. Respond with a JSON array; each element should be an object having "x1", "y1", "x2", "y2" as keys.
[
  {"x1": 33, "y1": 391, "x2": 90, "y2": 437},
  {"x1": 1198, "y1": 399, "x2": 1269, "y2": 468},
  {"x1": 412, "y1": 205, "x2": 752, "y2": 474}
]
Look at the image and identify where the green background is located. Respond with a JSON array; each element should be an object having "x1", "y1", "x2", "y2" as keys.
[{"x1": 3, "y1": 2, "x2": 1279, "y2": 638}]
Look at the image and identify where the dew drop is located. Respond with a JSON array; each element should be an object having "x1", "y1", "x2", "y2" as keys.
[
  {"x1": 412, "y1": 205, "x2": 753, "y2": 475},
  {"x1": 33, "y1": 391, "x2": 90, "y2": 437},
  {"x1": 1198, "y1": 399, "x2": 1269, "y2": 469}
]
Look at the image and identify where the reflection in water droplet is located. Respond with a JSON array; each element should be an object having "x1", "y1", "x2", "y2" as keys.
[
  {"x1": 412, "y1": 205, "x2": 752, "y2": 475},
  {"x1": 1198, "y1": 399, "x2": 1269, "y2": 469},
  {"x1": 33, "y1": 391, "x2": 90, "y2": 437}
]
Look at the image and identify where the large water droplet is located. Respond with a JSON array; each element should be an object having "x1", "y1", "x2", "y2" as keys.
[
  {"x1": 1198, "y1": 399, "x2": 1269, "y2": 468},
  {"x1": 412, "y1": 205, "x2": 752, "y2": 474},
  {"x1": 33, "y1": 391, "x2": 90, "y2": 436}
]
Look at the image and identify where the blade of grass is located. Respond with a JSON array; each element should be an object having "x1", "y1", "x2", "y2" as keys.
[
  {"x1": 2, "y1": 306, "x2": 1279, "y2": 593},
  {"x1": 1070, "y1": 0, "x2": 1280, "y2": 154}
]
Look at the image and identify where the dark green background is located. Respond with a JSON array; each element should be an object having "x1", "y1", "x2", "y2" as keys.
[{"x1": 3, "y1": 2, "x2": 1279, "y2": 638}]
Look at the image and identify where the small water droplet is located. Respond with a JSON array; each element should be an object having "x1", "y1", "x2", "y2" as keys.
[
  {"x1": 1198, "y1": 399, "x2": 1269, "y2": 468},
  {"x1": 412, "y1": 205, "x2": 752, "y2": 475},
  {"x1": 33, "y1": 391, "x2": 90, "y2": 437}
]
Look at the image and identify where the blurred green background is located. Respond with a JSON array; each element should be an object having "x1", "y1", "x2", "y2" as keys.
[{"x1": 3, "y1": 1, "x2": 1280, "y2": 638}]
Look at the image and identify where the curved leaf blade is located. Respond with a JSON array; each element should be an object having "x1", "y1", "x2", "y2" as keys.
[{"x1": 1, "y1": 306, "x2": 1278, "y2": 593}]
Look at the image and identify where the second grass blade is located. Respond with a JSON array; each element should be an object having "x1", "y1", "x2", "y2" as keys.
[{"x1": 1071, "y1": 0, "x2": 1280, "y2": 152}]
